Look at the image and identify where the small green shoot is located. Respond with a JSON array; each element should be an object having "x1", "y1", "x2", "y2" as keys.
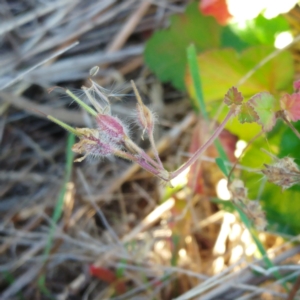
[{"x1": 38, "y1": 133, "x2": 75, "y2": 295}]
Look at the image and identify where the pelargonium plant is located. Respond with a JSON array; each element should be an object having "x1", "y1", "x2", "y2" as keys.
[
  {"x1": 45, "y1": 67, "x2": 300, "y2": 231},
  {"x1": 47, "y1": 73, "x2": 234, "y2": 185},
  {"x1": 47, "y1": 69, "x2": 300, "y2": 189}
]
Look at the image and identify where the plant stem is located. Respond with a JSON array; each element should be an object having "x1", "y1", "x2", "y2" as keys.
[
  {"x1": 227, "y1": 131, "x2": 264, "y2": 183},
  {"x1": 280, "y1": 112, "x2": 300, "y2": 139},
  {"x1": 66, "y1": 89, "x2": 97, "y2": 116},
  {"x1": 149, "y1": 133, "x2": 164, "y2": 169},
  {"x1": 187, "y1": 44, "x2": 230, "y2": 173},
  {"x1": 124, "y1": 136, "x2": 164, "y2": 170},
  {"x1": 47, "y1": 115, "x2": 81, "y2": 136},
  {"x1": 170, "y1": 109, "x2": 235, "y2": 179},
  {"x1": 114, "y1": 149, "x2": 168, "y2": 181}
]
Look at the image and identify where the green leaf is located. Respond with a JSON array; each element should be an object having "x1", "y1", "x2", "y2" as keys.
[
  {"x1": 240, "y1": 121, "x2": 300, "y2": 235},
  {"x1": 230, "y1": 14, "x2": 290, "y2": 46},
  {"x1": 144, "y1": 2, "x2": 221, "y2": 90},
  {"x1": 215, "y1": 157, "x2": 228, "y2": 176},
  {"x1": 220, "y1": 26, "x2": 249, "y2": 52},
  {"x1": 186, "y1": 46, "x2": 293, "y2": 105},
  {"x1": 248, "y1": 92, "x2": 277, "y2": 131},
  {"x1": 186, "y1": 46, "x2": 293, "y2": 140},
  {"x1": 238, "y1": 102, "x2": 258, "y2": 123}
]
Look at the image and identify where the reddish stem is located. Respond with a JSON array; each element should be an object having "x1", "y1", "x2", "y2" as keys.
[
  {"x1": 149, "y1": 133, "x2": 164, "y2": 169},
  {"x1": 114, "y1": 149, "x2": 168, "y2": 181},
  {"x1": 124, "y1": 137, "x2": 163, "y2": 170},
  {"x1": 170, "y1": 109, "x2": 235, "y2": 179}
]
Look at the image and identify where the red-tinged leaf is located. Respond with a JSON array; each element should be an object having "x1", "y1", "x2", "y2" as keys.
[
  {"x1": 280, "y1": 93, "x2": 300, "y2": 122},
  {"x1": 248, "y1": 92, "x2": 277, "y2": 131},
  {"x1": 238, "y1": 102, "x2": 258, "y2": 123},
  {"x1": 199, "y1": 0, "x2": 232, "y2": 25},
  {"x1": 90, "y1": 265, "x2": 127, "y2": 295},
  {"x1": 224, "y1": 86, "x2": 244, "y2": 106},
  {"x1": 294, "y1": 80, "x2": 300, "y2": 91},
  {"x1": 89, "y1": 265, "x2": 116, "y2": 283}
]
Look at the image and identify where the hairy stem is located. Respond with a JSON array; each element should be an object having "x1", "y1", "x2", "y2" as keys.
[
  {"x1": 170, "y1": 109, "x2": 235, "y2": 179},
  {"x1": 148, "y1": 133, "x2": 164, "y2": 169},
  {"x1": 124, "y1": 136, "x2": 164, "y2": 170},
  {"x1": 114, "y1": 149, "x2": 168, "y2": 181}
]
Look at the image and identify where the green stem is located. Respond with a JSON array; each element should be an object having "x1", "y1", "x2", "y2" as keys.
[{"x1": 66, "y1": 89, "x2": 97, "y2": 116}]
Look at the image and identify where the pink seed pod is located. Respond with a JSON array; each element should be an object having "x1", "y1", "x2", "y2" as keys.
[
  {"x1": 72, "y1": 128, "x2": 115, "y2": 162},
  {"x1": 96, "y1": 114, "x2": 127, "y2": 143}
]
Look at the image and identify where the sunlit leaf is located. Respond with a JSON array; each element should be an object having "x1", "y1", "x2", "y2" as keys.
[
  {"x1": 185, "y1": 46, "x2": 292, "y2": 140},
  {"x1": 247, "y1": 92, "x2": 277, "y2": 131},
  {"x1": 229, "y1": 14, "x2": 290, "y2": 46},
  {"x1": 240, "y1": 121, "x2": 300, "y2": 235},
  {"x1": 186, "y1": 46, "x2": 293, "y2": 106}
]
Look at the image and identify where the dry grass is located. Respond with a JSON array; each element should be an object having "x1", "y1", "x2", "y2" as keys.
[{"x1": 1, "y1": 1, "x2": 300, "y2": 299}]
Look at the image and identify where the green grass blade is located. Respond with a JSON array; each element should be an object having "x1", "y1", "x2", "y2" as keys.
[
  {"x1": 235, "y1": 206, "x2": 288, "y2": 291},
  {"x1": 38, "y1": 133, "x2": 75, "y2": 294},
  {"x1": 187, "y1": 44, "x2": 207, "y2": 119},
  {"x1": 215, "y1": 157, "x2": 228, "y2": 177}
]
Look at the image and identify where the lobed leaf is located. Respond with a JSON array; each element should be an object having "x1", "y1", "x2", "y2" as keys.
[
  {"x1": 248, "y1": 92, "x2": 277, "y2": 131},
  {"x1": 280, "y1": 93, "x2": 300, "y2": 122},
  {"x1": 224, "y1": 86, "x2": 244, "y2": 106},
  {"x1": 238, "y1": 102, "x2": 258, "y2": 123},
  {"x1": 186, "y1": 47, "x2": 293, "y2": 106}
]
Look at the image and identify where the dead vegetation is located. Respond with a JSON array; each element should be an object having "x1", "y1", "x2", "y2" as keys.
[{"x1": 1, "y1": 1, "x2": 300, "y2": 299}]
